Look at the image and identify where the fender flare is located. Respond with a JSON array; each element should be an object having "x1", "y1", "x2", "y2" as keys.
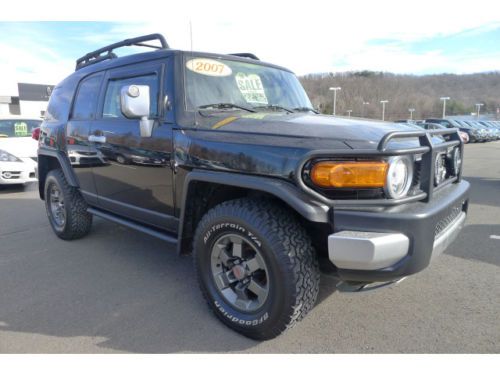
[
  {"x1": 176, "y1": 170, "x2": 330, "y2": 253},
  {"x1": 37, "y1": 148, "x2": 79, "y2": 198}
]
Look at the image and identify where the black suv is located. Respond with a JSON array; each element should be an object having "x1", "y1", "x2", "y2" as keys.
[{"x1": 38, "y1": 34, "x2": 470, "y2": 340}]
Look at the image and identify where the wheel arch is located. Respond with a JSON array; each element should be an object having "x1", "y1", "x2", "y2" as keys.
[
  {"x1": 176, "y1": 170, "x2": 330, "y2": 255},
  {"x1": 38, "y1": 149, "x2": 79, "y2": 200}
]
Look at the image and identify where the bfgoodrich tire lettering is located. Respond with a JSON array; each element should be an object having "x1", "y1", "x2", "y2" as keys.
[
  {"x1": 193, "y1": 198, "x2": 320, "y2": 340},
  {"x1": 44, "y1": 169, "x2": 92, "y2": 240}
]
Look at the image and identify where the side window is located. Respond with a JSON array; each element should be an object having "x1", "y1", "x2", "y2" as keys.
[
  {"x1": 71, "y1": 74, "x2": 103, "y2": 120},
  {"x1": 102, "y1": 74, "x2": 158, "y2": 119},
  {"x1": 45, "y1": 86, "x2": 70, "y2": 121}
]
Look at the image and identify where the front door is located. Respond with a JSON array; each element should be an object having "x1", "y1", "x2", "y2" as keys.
[{"x1": 89, "y1": 60, "x2": 176, "y2": 232}]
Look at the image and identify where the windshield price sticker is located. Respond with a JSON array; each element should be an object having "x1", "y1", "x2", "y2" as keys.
[
  {"x1": 14, "y1": 122, "x2": 28, "y2": 137},
  {"x1": 186, "y1": 58, "x2": 232, "y2": 77},
  {"x1": 235, "y1": 73, "x2": 268, "y2": 105}
]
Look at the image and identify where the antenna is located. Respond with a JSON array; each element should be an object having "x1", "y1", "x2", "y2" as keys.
[
  {"x1": 189, "y1": 20, "x2": 193, "y2": 52},
  {"x1": 189, "y1": 20, "x2": 198, "y2": 127}
]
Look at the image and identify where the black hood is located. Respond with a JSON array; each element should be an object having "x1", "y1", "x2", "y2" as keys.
[
  {"x1": 175, "y1": 112, "x2": 435, "y2": 181},
  {"x1": 196, "y1": 112, "x2": 419, "y2": 149}
]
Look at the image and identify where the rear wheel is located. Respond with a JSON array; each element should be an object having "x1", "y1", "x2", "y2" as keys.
[
  {"x1": 44, "y1": 169, "x2": 92, "y2": 240},
  {"x1": 193, "y1": 198, "x2": 320, "y2": 340}
]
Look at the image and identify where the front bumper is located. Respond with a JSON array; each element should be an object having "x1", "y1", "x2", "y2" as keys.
[
  {"x1": 0, "y1": 158, "x2": 37, "y2": 185},
  {"x1": 328, "y1": 180, "x2": 470, "y2": 282}
]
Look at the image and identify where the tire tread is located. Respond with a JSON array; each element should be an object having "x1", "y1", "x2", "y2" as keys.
[
  {"x1": 193, "y1": 198, "x2": 320, "y2": 340},
  {"x1": 45, "y1": 169, "x2": 92, "y2": 240}
]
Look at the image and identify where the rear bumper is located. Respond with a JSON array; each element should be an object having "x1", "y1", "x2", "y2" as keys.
[{"x1": 328, "y1": 180, "x2": 470, "y2": 282}]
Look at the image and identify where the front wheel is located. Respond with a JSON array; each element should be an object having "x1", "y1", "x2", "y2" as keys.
[{"x1": 193, "y1": 198, "x2": 320, "y2": 340}]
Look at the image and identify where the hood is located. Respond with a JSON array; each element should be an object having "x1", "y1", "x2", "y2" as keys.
[
  {"x1": 177, "y1": 112, "x2": 447, "y2": 182},
  {"x1": 0, "y1": 137, "x2": 38, "y2": 158},
  {"x1": 197, "y1": 112, "x2": 422, "y2": 149}
]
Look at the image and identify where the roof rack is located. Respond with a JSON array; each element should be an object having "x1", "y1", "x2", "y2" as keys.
[
  {"x1": 75, "y1": 33, "x2": 169, "y2": 71},
  {"x1": 229, "y1": 53, "x2": 260, "y2": 60}
]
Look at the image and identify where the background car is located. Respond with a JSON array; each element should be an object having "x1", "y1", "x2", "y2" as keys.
[
  {"x1": 479, "y1": 121, "x2": 500, "y2": 140},
  {"x1": 417, "y1": 121, "x2": 469, "y2": 143},
  {"x1": 426, "y1": 118, "x2": 478, "y2": 143},
  {"x1": 0, "y1": 116, "x2": 42, "y2": 186}
]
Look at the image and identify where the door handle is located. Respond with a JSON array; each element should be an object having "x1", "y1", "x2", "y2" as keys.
[{"x1": 88, "y1": 135, "x2": 106, "y2": 143}]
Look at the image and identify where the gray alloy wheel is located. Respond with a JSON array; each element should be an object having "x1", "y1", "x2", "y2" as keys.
[
  {"x1": 210, "y1": 234, "x2": 269, "y2": 312},
  {"x1": 49, "y1": 183, "x2": 66, "y2": 228}
]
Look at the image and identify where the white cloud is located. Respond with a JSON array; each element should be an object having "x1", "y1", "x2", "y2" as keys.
[{"x1": 0, "y1": 0, "x2": 499, "y2": 90}]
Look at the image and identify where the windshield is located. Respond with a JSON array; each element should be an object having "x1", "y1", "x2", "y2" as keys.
[
  {"x1": 184, "y1": 57, "x2": 312, "y2": 113},
  {"x1": 0, "y1": 119, "x2": 41, "y2": 138}
]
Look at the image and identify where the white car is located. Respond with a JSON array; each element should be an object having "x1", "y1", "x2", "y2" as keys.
[{"x1": 0, "y1": 116, "x2": 42, "y2": 186}]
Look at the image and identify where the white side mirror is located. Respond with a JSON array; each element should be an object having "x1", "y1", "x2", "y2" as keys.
[
  {"x1": 120, "y1": 85, "x2": 154, "y2": 137},
  {"x1": 121, "y1": 85, "x2": 150, "y2": 118}
]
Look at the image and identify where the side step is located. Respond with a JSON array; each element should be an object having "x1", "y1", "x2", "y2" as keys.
[{"x1": 87, "y1": 207, "x2": 177, "y2": 244}]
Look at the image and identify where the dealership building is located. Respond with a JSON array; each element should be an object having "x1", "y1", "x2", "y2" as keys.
[{"x1": 0, "y1": 82, "x2": 55, "y2": 118}]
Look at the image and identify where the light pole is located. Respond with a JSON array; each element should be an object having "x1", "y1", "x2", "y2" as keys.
[
  {"x1": 346, "y1": 110, "x2": 352, "y2": 118},
  {"x1": 380, "y1": 100, "x2": 388, "y2": 121},
  {"x1": 362, "y1": 101, "x2": 369, "y2": 118},
  {"x1": 329, "y1": 87, "x2": 341, "y2": 115},
  {"x1": 475, "y1": 103, "x2": 483, "y2": 118},
  {"x1": 408, "y1": 108, "x2": 415, "y2": 120},
  {"x1": 440, "y1": 97, "x2": 450, "y2": 118}
]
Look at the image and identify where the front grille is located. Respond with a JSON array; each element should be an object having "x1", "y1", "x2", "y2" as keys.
[
  {"x1": 435, "y1": 205, "x2": 463, "y2": 237},
  {"x1": 1, "y1": 171, "x2": 21, "y2": 179}
]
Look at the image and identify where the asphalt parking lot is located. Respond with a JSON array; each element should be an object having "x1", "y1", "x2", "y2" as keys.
[{"x1": 0, "y1": 142, "x2": 499, "y2": 353}]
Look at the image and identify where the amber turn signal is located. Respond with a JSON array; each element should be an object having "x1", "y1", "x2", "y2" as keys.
[{"x1": 310, "y1": 161, "x2": 388, "y2": 188}]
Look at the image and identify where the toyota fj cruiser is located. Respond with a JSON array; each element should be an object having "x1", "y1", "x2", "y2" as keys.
[{"x1": 38, "y1": 34, "x2": 469, "y2": 340}]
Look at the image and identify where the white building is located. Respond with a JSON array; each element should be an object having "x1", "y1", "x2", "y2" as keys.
[{"x1": 0, "y1": 82, "x2": 54, "y2": 118}]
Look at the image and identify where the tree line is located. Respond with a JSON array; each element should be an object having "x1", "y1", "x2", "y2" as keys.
[{"x1": 299, "y1": 71, "x2": 500, "y2": 121}]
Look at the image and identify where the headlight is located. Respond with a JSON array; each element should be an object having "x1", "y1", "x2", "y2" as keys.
[
  {"x1": 434, "y1": 153, "x2": 447, "y2": 185},
  {"x1": 450, "y1": 147, "x2": 462, "y2": 175},
  {"x1": 0, "y1": 149, "x2": 21, "y2": 162},
  {"x1": 384, "y1": 156, "x2": 413, "y2": 199}
]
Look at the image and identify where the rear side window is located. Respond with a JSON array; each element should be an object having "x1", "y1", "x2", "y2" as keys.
[
  {"x1": 71, "y1": 73, "x2": 103, "y2": 120},
  {"x1": 102, "y1": 74, "x2": 158, "y2": 119},
  {"x1": 45, "y1": 86, "x2": 70, "y2": 121}
]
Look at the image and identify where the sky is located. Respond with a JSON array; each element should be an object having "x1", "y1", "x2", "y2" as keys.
[{"x1": 0, "y1": 0, "x2": 499, "y2": 89}]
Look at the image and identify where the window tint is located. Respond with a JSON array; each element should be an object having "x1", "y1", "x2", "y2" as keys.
[
  {"x1": 71, "y1": 74, "x2": 103, "y2": 120},
  {"x1": 102, "y1": 74, "x2": 158, "y2": 118}
]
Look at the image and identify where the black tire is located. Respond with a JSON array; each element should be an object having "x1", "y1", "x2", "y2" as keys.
[
  {"x1": 44, "y1": 169, "x2": 92, "y2": 240},
  {"x1": 193, "y1": 198, "x2": 320, "y2": 340}
]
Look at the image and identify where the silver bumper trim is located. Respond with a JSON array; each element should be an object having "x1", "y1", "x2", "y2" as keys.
[{"x1": 328, "y1": 231, "x2": 409, "y2": 271}]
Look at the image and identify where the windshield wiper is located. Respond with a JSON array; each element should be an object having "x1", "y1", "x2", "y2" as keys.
[
  {"x1": 198, "y1": 103, "x2": 256, "y2": 113},
  {"x1": 253, "y1": 104, "x2": 294, "y2": 113},
  {"x1": 293, "y1": 107, "x2": 319, "y2": 114}
]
